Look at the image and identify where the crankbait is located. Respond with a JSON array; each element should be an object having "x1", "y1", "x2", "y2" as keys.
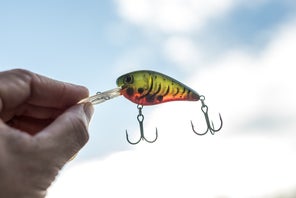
[
  {"x1": 116, "y1": 70, "x2": 200, "y2": 105},
  {"x1": 80, "y1": 70, "x2": 223, "y2": 145}
]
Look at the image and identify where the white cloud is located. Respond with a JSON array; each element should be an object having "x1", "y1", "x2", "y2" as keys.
[
  {"x1": 48, "y1": 138, "x2": 296, "y2": 198},
  {"x1": 115, "y1": 0, "x2": 237, "y2": 33},
  {"x1": 163, "y1": 36, "x2": 201, "y2": 69},
  {"x1": 212, "y1": 19, "x2": 296, "y2": 135},
  {"x1": 115, "y1": 0, "x2": 272, "y2": 34},
  {"x1": 48, "y1": 19, "x2": 296, "y2": 198}
]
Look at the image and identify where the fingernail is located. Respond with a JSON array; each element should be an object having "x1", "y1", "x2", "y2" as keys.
[{"x1": 83, "y1": 102, "x2": 94, "y2": 122}]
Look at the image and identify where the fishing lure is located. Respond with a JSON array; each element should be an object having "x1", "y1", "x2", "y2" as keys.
[
  {"x1": 80, "y1": 70, "x2": 223, "y2": 145},
  {"x1": 116, "y1": 70, "x2": 200, "y2": 105}
]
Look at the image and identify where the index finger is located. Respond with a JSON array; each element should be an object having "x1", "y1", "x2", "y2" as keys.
[
  {"x1": 0, "y1": 69, "x2": 89, "y2": 110},
  {"x1": 30, "y1": 72, "x2": 89, "y2": 108}
]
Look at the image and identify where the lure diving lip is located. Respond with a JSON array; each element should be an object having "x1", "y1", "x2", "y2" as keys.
[{"x1": 78, "y1": 87, "x2": 121, "y2": 105}]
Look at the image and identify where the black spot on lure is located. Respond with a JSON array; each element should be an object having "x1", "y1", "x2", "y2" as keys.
[{"x1": 80, "y1": 70, "x2": 223, "y2": 145}]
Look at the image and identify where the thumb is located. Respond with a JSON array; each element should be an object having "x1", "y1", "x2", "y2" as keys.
[{"x1": 36, "y1": 103, "x2": 94, "y2": 161}]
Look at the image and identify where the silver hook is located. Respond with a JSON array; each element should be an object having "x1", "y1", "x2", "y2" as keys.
[
  {"x1": 191, "y1": 95, "x2": 223, "y2": 135},
  {"x1": 125, "y1": 105, "x2": 158, "y2": 145}
]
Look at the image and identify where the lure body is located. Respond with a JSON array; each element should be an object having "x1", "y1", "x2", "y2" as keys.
[{"x1": 116, "y1": 70, "x2": 200, "y2": 105}]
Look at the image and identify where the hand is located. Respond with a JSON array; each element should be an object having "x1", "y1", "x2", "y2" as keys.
[{"x1": 0, "y1": 69, "x2": 94, "y2": 198}]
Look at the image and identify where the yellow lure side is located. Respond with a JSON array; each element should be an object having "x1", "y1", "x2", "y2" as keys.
[{"x1": 116, "y1": 70, "x2": 200, "y2": 105}]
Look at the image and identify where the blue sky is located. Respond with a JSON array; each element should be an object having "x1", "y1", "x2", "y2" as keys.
[{"x1": 1, "y1": 0, "x2": 296, "y2": 197}]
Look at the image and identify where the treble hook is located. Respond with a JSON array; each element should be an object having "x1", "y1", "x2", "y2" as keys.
[
  {"x1": 191, "y1": 95, "x2": 223, "y2": 135},
  {"x1": 126, "y1": 104, "x2": 158, "y2": 145}
]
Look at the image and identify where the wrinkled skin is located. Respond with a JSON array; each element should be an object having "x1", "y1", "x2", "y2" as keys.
[{"x1": 0, "y1": 69, "x2": 93, "y2": 198}]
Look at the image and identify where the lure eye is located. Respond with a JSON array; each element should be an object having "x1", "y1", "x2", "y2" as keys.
[{"x1": 124, "y1": 75, "x2": 133, "y2": 84}]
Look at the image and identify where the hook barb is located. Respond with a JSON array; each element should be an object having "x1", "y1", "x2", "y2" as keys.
[
  {"x1": 125, "y1": 105, "x2": 158, "y2": 145},
  {"x1": 125, "y1": 128, "x2": 158, "y2": 145}
]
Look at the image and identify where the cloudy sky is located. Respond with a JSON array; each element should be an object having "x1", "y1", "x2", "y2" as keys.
[{"x1": 1, "y1": 0, "x2": 296, "y2": 197}]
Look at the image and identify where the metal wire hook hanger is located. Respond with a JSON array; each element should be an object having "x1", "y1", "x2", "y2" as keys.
[
  {"x1": 125, "y1": 104, "x2": 158, "y2": 145},
  {"x1": 191, "y1": 95, "x2": 223, "y2": 135}
]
